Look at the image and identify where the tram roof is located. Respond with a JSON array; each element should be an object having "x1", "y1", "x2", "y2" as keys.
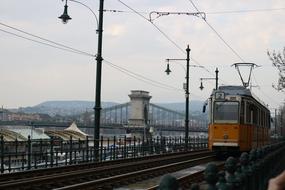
[
  {"x1": 212, "y1": 85, "x2": 268, "y2": 110},
  {"x1": 215, "y1": 85, "x2": 251, "y2": 96}
]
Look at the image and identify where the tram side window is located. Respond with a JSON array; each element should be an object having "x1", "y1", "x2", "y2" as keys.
[
  {"x1": 240, "y1": 100, "x2": 245, "y2": 124},
  {"x1": 253, "y1": 107, "x2": 258, "y2": 125},
  {"x1": 261, "y1": 110, "x2": 264, "y2": 127},
  {"x1": 246, "y1": 102, "x2": 252, "y2": 124},
  {"x1": 214, "y1": 101, "x2": 239, "y2": 123},
  {"x1": 263, "y1": 110, "x2": 266, "y2": 127},
  {"x1": 208, "y1": 98, "x2": 212, "y2": 124},
  {"x1": 259, "y1": 109, "x2": 262, "y2": 127},
  {"x1": 267, "y1": 112, "x2": 271, "y2": 128},
  {"x1": 264, "y1": 111, "x2": 267, "y2": 127}
]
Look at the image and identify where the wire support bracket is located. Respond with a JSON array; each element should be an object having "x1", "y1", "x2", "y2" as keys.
[{"x1": 149, "y1": 11, "x2": 206, "y2": 22}]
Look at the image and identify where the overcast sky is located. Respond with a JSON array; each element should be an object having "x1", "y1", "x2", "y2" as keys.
[{"x1": 0, "y1": 0, "x2": 284, "y2": 111}]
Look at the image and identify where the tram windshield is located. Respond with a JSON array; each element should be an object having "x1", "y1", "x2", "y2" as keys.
[{"x1": 214, "y1": 101, "x2": 239, "y2": 123}]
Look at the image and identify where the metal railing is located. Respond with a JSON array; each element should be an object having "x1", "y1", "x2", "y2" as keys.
[
  {"x1": 0, "y1": 135, "x2": 208, "y2": 174},
  {"x1": 157, "y1": 141, "x2": 285, "y2": 190}
]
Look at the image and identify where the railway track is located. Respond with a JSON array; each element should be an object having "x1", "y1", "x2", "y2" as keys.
[
  {"x1": 0, "y1": 150, "x2": 215, "y2": 190},
  {"x1": 0, "y1": 149, "x2": 207, "y2": 183},
  {"x1": 54, "y1": 154, "x2": 217, "y2": 190}
]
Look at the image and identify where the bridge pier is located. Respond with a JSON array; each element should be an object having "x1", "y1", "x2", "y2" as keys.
[{"x1": 128, "y1": 90, "x2": 152, "y2": 138}]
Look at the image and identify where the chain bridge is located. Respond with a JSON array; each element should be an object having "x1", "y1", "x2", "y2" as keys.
[
  {"x1": 99, "y1": 90, "x2": 207, "y2": 135},
  {"x1": 0, "y1": 90, "x2": 207, "y2": 137}
]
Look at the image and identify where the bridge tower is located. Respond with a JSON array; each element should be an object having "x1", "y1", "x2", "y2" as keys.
[{"x1": 128, "y1": 90, "x2": 152, "y2": 127}]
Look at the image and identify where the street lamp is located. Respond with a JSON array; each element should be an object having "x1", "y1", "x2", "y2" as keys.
[
  {"x1": 59, "y1": 0, "x2": 104, "y2": 161},
  {"x1": 58, "y1": 0, "x2": 72, "y2": 24},
  {"x1": 165, "y1": 45, "x2": 190, "y2": 150},
  {"x1": 199, "y1": 68, "x2": 219, "y2": 90}
]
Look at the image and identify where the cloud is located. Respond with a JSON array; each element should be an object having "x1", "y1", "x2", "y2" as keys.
[
  {"x1": 1, "y1": 0, "x2": 285, "y2": 108},
  {"x1": 106, "y1": 24, "x2": 126, "y2": 37}
]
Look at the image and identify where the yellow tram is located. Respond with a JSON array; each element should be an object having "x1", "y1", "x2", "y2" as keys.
[{"x1": 206, "y1": 85, "x2": 271, "y2": 152}]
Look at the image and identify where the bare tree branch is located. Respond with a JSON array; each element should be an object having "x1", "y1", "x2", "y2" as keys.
[{"x1": 267, "y1": 47, "x2": 285, "y2": 91}]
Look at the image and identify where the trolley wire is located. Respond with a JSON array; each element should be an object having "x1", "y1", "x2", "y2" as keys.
[
  {"x1": 117, "y1": 0, "x2": 185, "y2": 54},
  {"x1": 252, "y1": 73, "x2": 282, "y2": 107},
  {"x1": 186, "y1": 0, "x2": 246, "y2": 63},
  {"x1": 103, "y1": 59, "x2": 184, "y2": 92},
  {"x1": 207, "y1": 8, "x2": 285, "y2": 15},
  {"x1": 116, "y1": 0, "x2": 220, "y2": 81},
  {"x1": 0, "y1": 21, "x2": 196, "y2": 96},
  {"x1": 104, "y1": 7, "x2": 285, "y2": 15},
  {"x1": 107, "y1": 2, "x2": 283, "y2": 101},
  {"x1": 0, "y1": 28, "x2": 94, "y2": 57},
  {"x1": 0, "y1": 22, "x2": 95, "y2": 57},
  {"x1": 1, "y1": 3, "x2": 242, "y2": 98},
  {"x1": 187, "y1": 1, "x2": 282, "y2": 103},
  {"x1": 104, "y1": 59, "x2": 202, "y2": 99}
]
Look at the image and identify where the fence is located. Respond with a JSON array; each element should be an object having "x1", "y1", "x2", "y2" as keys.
[
  {"x1": 160, "y1": 141, "x2": 285, "y2": 190},
  {"x1": 0, "y1": 135, "x2": 208, "y2": 174}
]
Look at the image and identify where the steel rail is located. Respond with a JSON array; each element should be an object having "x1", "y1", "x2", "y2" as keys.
[
  {"x1": 0, "y1": 150, "x2": 212, "y2": 189},
  {"x1": 0, "y1": 149, "x2": 207, "y2": 183},
  {"x1": 53, "y1": 155, "x2": 216, "y2": 190}
]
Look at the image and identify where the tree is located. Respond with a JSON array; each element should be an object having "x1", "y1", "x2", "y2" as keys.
[
  {"x1": 267, "y1": 47, "x2": 285, "y2": 91},
  {"x1": 276, "y1": 104, "x2": 285, "y2": 137}
]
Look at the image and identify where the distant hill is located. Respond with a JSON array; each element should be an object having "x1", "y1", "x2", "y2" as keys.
[
  {"x1": 18, "y1": 101, "x2": 118, "y2": 116},
  {"x1": 15, "y1": 100, "x2": 205, "y2": 116}
]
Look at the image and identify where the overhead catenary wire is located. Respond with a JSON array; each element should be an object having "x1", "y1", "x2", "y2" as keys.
[
  {"x1": 104, "y1": 59, "x2": 202, "y2": 99},
  {"x1": 207, "y1": 8, "x2": 285, "y2": 15},
  {"x1": 116, "y1": 0, "x2": 200, "y2": 64},
  {"x1": 117, "y1": 0, "x2": 219, "y2": 79},
  {"x1": 117, "y1": 0, "x2": 185, "y2": 54},
  {"x1": 104, "y1": 59, "x2": 203, "y2": 99},
  {"x1": 107, "y1": 2, "x2": 282, "y2": 105},
  {"x1": 1, "y1": 2, "x2": 231, "y2": 92},
  {"x1": 251, "y1": 73, "x2": 282, "y2": 107},
  {"x1": 185, "y1": 0, "x2": 245, "y2": 85},
  {"x1": 0, "y1": 20, "x2": 198, "y2": 96},
  {"x1": 186, "y1": 0, "x2": 283, "y2": 106},
  {"x1": 107, "y1": 3, "x2": 269, "y2": 64},
  {"x1": 0, "y1": 22, "x2": 95, "y2": 57},
  {"x1": 104, "y1": 7, "x2": 285, "y2": 15},
  {"x1": 103, "y1": 59, "x2": 184, "y2": 92},
  {"x1": 2, "y1": 2, "x2": 250, "y2": 97},
  {"x1": 187, "y1": 0, "x2": 246, "y2": 63},
  {"x1": 0, "y1": 28, "x2": 94, "y2": 57}
]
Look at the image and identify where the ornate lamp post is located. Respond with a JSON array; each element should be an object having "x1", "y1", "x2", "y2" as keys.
[
  {"x1": 199, "y1": 68, "x2": 219, "y2": 90},
  {"x1": 59, "y1": 0, "x2": 104, "y2": 161},
  {"x1": 165, "y1": 45, "x2": 190, "y2": 150}
]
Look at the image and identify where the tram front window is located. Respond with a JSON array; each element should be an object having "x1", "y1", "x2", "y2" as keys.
[{"x1": 214, "y1": 102, "x2": 239, "y2": 123}]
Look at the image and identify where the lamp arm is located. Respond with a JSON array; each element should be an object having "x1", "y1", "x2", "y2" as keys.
[{"x1": 69, "y1": 0, "x2": 99, "y2": 28}]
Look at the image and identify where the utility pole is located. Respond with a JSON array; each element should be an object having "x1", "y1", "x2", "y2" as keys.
[
  {"x1": 94, "y1": 0, "x2": 104, "y2": 161},
  {"x1": 165, "y1": 45, "x2": 191, "y2": 150},
  {"x1": 199, "y1": 68, "x2": 219, "y2": 91},
  {"x1": 58, "y1": 0, "x2": 105, "y2": 161},
  {"x1": 215, "y1": 68, "x2": 219, "y2": 90},
  {"x1": 185, "y1": 45, "x2": 190, "y2": 150}
]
